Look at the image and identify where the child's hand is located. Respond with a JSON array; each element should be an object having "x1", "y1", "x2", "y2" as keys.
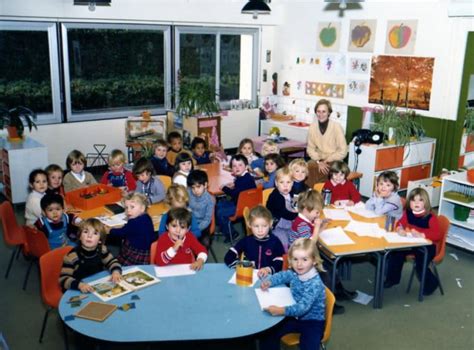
[
  {"x1": 260, "y1": 279, "x2": 271, "y2": 291},
  {"x1": 346, "y1": 200, "x2": 355, "y2": 207},
  {"x1": 257, "y1": 267, "x2": 271, "y2": 279},
  {"x1": 173, "y1": 239, "x2": 184, "y2": 251},
  {"x1": 264, "y1": 305, "x2": 285, "y2": 316},
  {"x1": 253, "y1": 168, "x2": 264, "y2": 178},
  {"x1": 190, "y1": 258, "x2": 205, "y2": 271},
  {"x1": 318, "y1": 161, "x2": 330, "y2": 175},
  {"x1": 111, "y1": 271, "x2": 122, "y2": 283},
  {"x1": 225, "y1": 182, "x2": 235, "y2": 189},
  {"x1": 78, "y1": 282, "x2": 94, "y2": 293},
  {"x1": 396, "y1": 227, "x2": 407, "y2": 236},
  {"x1": 409, "y1": 229, "x2": 425, "y2": 238}
]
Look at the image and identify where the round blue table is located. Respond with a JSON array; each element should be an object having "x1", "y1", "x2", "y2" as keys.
[{"x1": 59, "y1": 264, "x2": 283, "y2": 342}]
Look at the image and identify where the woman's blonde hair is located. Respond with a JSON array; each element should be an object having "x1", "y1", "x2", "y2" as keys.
[
  {"x1": 288, "y1": 238, "x2": 325, "y2": 272},
  {"x1": 297, "y1": 189, "x2": 323, "y2": 212},
  {"x1": 407, "y1": 187, "x2": 432, "y2": 213},
  {"x1": 123, "y1": 192, "x2": 149, "y2": 210},
  {"x1": 165, "y1": 184, "x2": 189, "y2": 206},
  {"x1": 289, "y1": 158, "x2": 308, "y2": 175},
  {"x1": 275, "y1": 167, "x2": 293, "y2": 182},
  {"x1": 78, "y1": 218, "x2": 107, "y2": 244}
]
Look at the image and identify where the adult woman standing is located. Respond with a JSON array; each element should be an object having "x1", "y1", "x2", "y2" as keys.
[{"x1": 306, "y1": 99, "x2": 348, "y2": 187}]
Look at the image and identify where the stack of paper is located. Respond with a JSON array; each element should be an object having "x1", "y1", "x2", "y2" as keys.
[
  {"x1": 319, "y1": 227, "x2": 355, "y2": 245},
  {"x1": 154, "y1": 264, "x2": 196, "y2": 278},
  {"x1": 97, "y1": 213, "x2": 127, "y2": 227},
  {"x1": 323, "y1": 208, "x2": 352, "y2": 221},
  {"x1": 344, "y1": 220, "x2": 385, "y2": 238},
  {"x1": 383, "y1": 232, "x2": 429, "y2": 244},
  {"x1": 346, "y1": 202, "x2": 381, "y2": 219},
  {"x1": 255, "y1": 287, "x2": 296, "y2": 310}
]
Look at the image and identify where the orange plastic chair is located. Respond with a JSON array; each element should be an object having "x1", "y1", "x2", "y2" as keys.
[
  {"x1": 281, "y1": 286, "x2": 336, "y2": 350},
  {"x1": 282, "y1": 253, "x2": 289, "y2": 271},
  {"x1": 262, "y1": 187, "x2": 273, "y2": 206},
  {"x1": 150, "y1": 240, "x2": 158, "y2": 265},
  {"x1": 406, "y1": 215, "x2": 450, "y2": 295},
  {"x1": 0, "y1": 201, "x2": 27, "y2": 279},
  {"x1": 39, "y1": 246, "x2": 73, "y2": 346},
  {"x1": 227, "y1": 187, "x2": 263, "y2": 244},
  {"x1": 158, "y1": 175, "x2": 172, "y2": 191},
  {"x1": 313, "y1": 182, "x2": 325, "y2": 193},
  {"x1": 243, "y1": 206, "x2": 252, "y2": 236},
  {"x1": 23, "y1": 226, "x2": 51, "y2": 291}
]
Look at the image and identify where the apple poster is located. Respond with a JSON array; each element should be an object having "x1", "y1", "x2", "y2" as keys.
[
  {"x1": 385, "y1": 20, "x2": 418, "y2": 55},
  {"x1": 348, "y1": 20, "x2": 377, "y2": 53},
  {"x1": 317, "y1": 22, "x2": 341, "y2": 52}
]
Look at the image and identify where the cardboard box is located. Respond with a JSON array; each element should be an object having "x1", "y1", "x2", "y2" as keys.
[
  {"x1": 406, "y1": 177, "x2": 441, "y2": 207},
  {"x1": 66, "y1": 184, "x2": 122, "y2": 210}
]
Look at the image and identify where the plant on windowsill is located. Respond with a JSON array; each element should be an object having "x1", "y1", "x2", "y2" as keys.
[
  {"x1": 464, "y1": 106, "x2": 474, "y2": 136},
  {"x1": 0, "y1": 106, "x2": 37, "y2": 141},
  {"x1": 174, "y1": 78, "x2": 220, "y2": 118},
  {"x1": 371, "y1": 103, "x2": 424, "y2": 146}
]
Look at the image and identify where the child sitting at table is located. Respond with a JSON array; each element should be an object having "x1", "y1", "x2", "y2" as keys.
[
  {"x1": 266, "y1": 167, "x2": 298, "y2": 252},
  {"x1": 59, "y1": 218, "x2": 122, "y2": 292},
  {"x1": 260, "y1": 237, "x2": 326, "y2": 350},
  {"x1": 25, "y1": 169, "x2": 48, "y2": 226},
  {"x1": 173, "y1": 152, "x2": 194, "y2": 187},
  {"x1": 150, "y1": 139, "x2": 174, "y2": 177},
  {"x1": 238, "y1": 138, "x2": 260, "y2": 166},
  {"x1": 323, "y1": 161, "x2": 361, "y2": 207},
  {"x1": 166, "y1": 131, "x2": 193, "y2": 166},
  {"x1": 101, "y1": 149, "x2": 137, "y2": 192},
  {"x1": 62, "y1": 150, "x2": 97, "y2": 193},
  {"x1": 154, "y1": 207, "x2": 207, "y2": 270},
  {"x1": 261, "y1": 153, "x2": 286, "y2": 189},
  {"x1": 251, "y1": 139, "x2": 279, "y2": 176},
  {"x1": 35, "y1": 193, "x2": 79, "y2": 249},
  {"x1": 289, "y1": 158, "x2": 309, "y2": 197},
  {"x1": 108, "y1": 193, "x2": 156, "y2": 265},
  {"x1": 187, "y1": 170, "x2": 215, "y2": 247},
  {"x1": 191, "y1": 136, "x2": 213, "y2": 165},
  {"x1": 132, "y1": 157, "x2": 166, "y2": 204},
  {"x1": 158, "y1": 184, "x2": 202, "y2": 238},
  {"x1": 365, "y1": 171, "x2": 403, "y2": 221},
  {"x1": 217, "y1": 154, "x2": 257, "y2": 243},
  {"x1": 225, "y1": 205, "x2": 284, "y2": 277},
  {"x1": 45, "y1": 164, "x2": 65, "y2": 198},
  {"x1": 384, "y1": 188, "x2": 441, "y2": 295}
]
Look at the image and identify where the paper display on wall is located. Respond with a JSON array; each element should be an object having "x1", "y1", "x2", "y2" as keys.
[
  {"x1": 305, "y1": 81, "x2": 345, "y2": 99},
  {"x1": 348, "y1": 20, "x2": 377, "y2": 52},
  {"x1": 349, "y1": 58, "x2": 371, "y2": 75},
  {"x1": 317, "y1": 22, "x2": 341, "y2": 52},
  {"x1": 385, "y1": 20, "x2": 417, "y2": 55},
  {"x1": 347, "y1": 79, "x2": 368, "y2": 95}
]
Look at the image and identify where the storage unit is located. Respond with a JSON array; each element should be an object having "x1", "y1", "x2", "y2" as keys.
[
  {"x1": 348, "y1": 138, "x2": 436, "y2": 197},
  {"x1": 438, "y1": 171, "x2": 474, "y2": 251},
  {"x1": 260, "y1": 119, "x2": 309, "y2": 141},
  {"x1": 458, "y1": 133, "x2": 474, "y2": 168},
  {"x1": 0, "y1": 138, "x2": 48, "y2": 204}
]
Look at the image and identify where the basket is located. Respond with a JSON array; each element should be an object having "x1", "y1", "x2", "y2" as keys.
[
  {"x1": 453, "y1": 205, "x2": 470, "y2": 222},
  {"x1": 66, "y1": 184, "x2": 122, "y2": 210}
]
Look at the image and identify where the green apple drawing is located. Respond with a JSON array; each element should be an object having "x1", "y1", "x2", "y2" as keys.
[
  {"x1": 351, "y1": 24, "x2": 371, "y2": 48},
  {"x1": 319, "y1": 23, "x2": 337, "y2": 48}
]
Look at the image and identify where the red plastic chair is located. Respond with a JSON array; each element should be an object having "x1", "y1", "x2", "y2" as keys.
[
  {"x1": 22, "y1": 226, "x2": 50, "y2": 290},
  {"x1": 150, "y1": 241, "x2": 158, "y2": 265},
  {"x1": 39, "y1": 246, "x2": 73, "y2": 347},
  {"x1": 0, "y1": 201, "x2": 27, "y2": 279}
]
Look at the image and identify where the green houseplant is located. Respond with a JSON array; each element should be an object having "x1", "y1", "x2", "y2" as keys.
[
  {"x1": 465, "y1": 107, "x2": 474, "y2": 136},
  {"x1": 175, "y1": 79, "x2": 220, "y2": 118},
  {"x1": 0, "y1": 106, "x2": 37, "y2": 140}
]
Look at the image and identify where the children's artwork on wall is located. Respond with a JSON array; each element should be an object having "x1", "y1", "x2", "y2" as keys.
[
  {"x1": 317, "y1": 22, "x2": 341, "y2": 52},
  {"x1": 385, "y1": 20, "x2": 417, "y2": 55},
  {"x1": 347, "y1": 79, "x2": 368, "y2": 95},
  {"x1": 349, "y1": 57, "x2": 371, "y2": 75},
  {"x1": 272, "y1": 72, "x2": 278, "y2": 95},
  {"x1": 297, "y1": 81, "x2": 302, "y2": 91},
  {"x1": 296, "y1": 54, "x2": 321, "y2": 66},
  {"x1": 262, "y1": 69, "x2": 267, "y2": 82},
  {"x1": 369, "y1": 55, "x2": 435, "y2": 110},
  {"x1": 197, "y1": 116, "x2": 221, "y2": 150},
  {"x1": 322, "y1": 54, "x2": 346, "y2": 75},
  {"x1": 305, "y1": 81, "x2": 345, "y2": 99},
  {"x1": 348, "y1": 20, "x2": 377, "y2": 52},
  {"x1": 283, "y1": 82, "x2": 291, "y2": 96},
  {"x1": 266, "y1": 50, "x2": 272, "y2": 63}
]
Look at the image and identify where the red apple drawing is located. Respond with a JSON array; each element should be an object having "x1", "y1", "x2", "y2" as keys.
[
  {"x1": 351, "y1": 24, "x2": 371, "y2": 48},
  {"x1": 389, "y1": 23, "x2": 412, "y2": 49}
]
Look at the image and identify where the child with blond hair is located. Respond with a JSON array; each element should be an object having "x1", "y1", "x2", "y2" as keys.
[
  {"x1": 101, "y1": 149, "x2": 136, "y2": 191},
  {"x1": 63, "y1": 150, "x2": 97, "y2": 193}
]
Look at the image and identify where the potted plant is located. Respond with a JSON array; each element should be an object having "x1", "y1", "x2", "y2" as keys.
[
  {"x1": 464, "y1": 107, "x2": 474, "y2": 136},
  {"x1": 0, "y1": 106, "x2": 37, "y2": 141},
  {"x1": 175, "y1": 78, "x2": 220, "y2": 118}
]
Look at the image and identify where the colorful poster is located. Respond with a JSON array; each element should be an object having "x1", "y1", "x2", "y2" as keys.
[
  {"x1": 385, "y1": 20, "x2": 417, "y2": 55},
  {"x1": 369, "y1": 55, "x2": 434, "y2": 110},
  {"x1": 347, "y1": 79, "x2": 368, "y2": 95},
  {"x1": 348, "y1": 20, "x2": 377, "y2": 52},
  {"x1": 349, "y1": 58, "x2": 371, "y2": 75},
  {"x1": 305, "y1": 81, "x2": 345, "y2": 99},
  {"x1": 317, "y1": 22, "x2": 341, "y2": 52},
  {"x1": 197, "y1": 116, "x2": 221, "y2": 149}
]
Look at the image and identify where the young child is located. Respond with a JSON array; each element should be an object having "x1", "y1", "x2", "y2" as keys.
[
  {"x1": 35, "y1": 194, "x2": 79, "y2": 249},
  {"x1": 59, "y1": 218, "x2": 122, "y2": 292},
  {"x1": 62, "y1": 150, "x2": 97, "y2": 193},
  {"x1": 384, "y1": 188, "x2": 441, "y2": 295},
  {"x1": 251, "y1": 140, "x2": 279, "y2": 175},
  {"x1": 266, "y1": 167, "x2": 299, "y2": 252},
  {"x1": 45, "y1": 164, "x2": 65, "y2": 197},
  {"x1": 25, "y1": 169, "x2": 48, "y2": 226},
  {"x1": 108, "y1": 193, "x2": 156, "y2": 265},
  {"x1": 154, "y1": 207, "x2": 207, "y2": 270},
  {"x1": 150, "y1": 139, "x2": 174, "y2": 177},
  {"x1": 101, "y1": 149, "x2": 137, "y2": 191},
  {"x1": 187, "y1": 170, "x2": 215, "y2": 247},
  {"x1": 166, "y1": 131, "x2": 193, "y2": 166},
  {"x1": 132, "y1": 157, "x2": 166, "y2": 204},
  {"x1": 261, "y1": 153, "x2": 286, "y2": 189},
  {"x1": 158, "y1": 184, "x2": 202, "y2": 238},
  {"x1": 217, "y1": 154, "x2": 257, "y2": 242},
  {"x1": 365, "y1": 171, "x2": 403, "y2": 221},
  {"x1": 289, "y1": 158, "x2": 309, "y2": 197},
  {"x1": 323, "y1": 161, "x2": 361, "y2": 206},
  {"x1": 224, "y1": 205, "x2": 284, "y2": 277},
  {"x1": 173, "y1": 152, "x2": 194, "y2": 187},
  {"x1": 238, "y1": 138, "x2": 259, "y2": 166},
  {"x1": 191, "y1": 136, "x2": 213, "y2": 165},
  {"x1": 260, "y1": 237, "x2": 326, "y2": 350},
  {"x1": 289, "y1": 190, "x2": 327, "y2": 246}
]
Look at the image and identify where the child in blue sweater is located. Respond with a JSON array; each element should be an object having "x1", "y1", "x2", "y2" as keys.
[
  {"x1": 260, "y1": 238, "x2": 326, "y2": 350},
  {"x1": 150, "y1": 140, "x2": 174, "y2": 177},
  {"x1": 132, "y1": 157, "x2": 166, "y2": 204},
  {"x1": 261, "y1": 153, "x2": 286, "y2": 189},
  {"x1": 225, "y1": 206, "x2": 284, "y2": 277},
  {"x1": 365, "y1": 171, "x2": 403, "y2": 222}
]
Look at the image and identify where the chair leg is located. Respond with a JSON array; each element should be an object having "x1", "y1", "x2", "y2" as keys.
[
  {"x1": 228, "y1": 221, "x2": 235, "y2": 245},
  {"x1": 209, "y1": 245, "x2": 218, "y2": 263},
  {"x1": 5, "y1": 246, "x2": 18, "y2": 279},
  {"x1": 432, "y1": 263, "x2": 444, "y2": 295},
  {"x1": 39, "y1": 307, "x2": 52, "y2": 343},
  {"x1": 23, "y1": 259, "x2": 35, "y2": 291},
  {"x1": 62, "y1": 319, "x2": 70, "y2": 350},
  {"x1": 406, "y1": 262, "x2": 416, "y2": 293},
  {"x1": 321, "y1": 342, "x2": 327, "y2": 350},
  {"x1": 16, "y1": 245, "x2": 22, "y2": 259}
]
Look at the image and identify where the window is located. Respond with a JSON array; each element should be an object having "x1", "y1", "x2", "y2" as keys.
[
  {"x1": 62, "y1": 23, "x2": 170, "y2": 121},
  {"x1": 0, "y1": 22, "x2": 61, "y2": 124}
]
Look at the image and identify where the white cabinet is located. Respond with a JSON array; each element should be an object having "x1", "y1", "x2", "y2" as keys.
[
  {"x1": 439, "y1": 172, "x2": 474, "y2": 251},
  {"x1": 0, "y1": 138, "x2": 48, "y2": 204},
  {"x1": 260, "y1": 119, "x2": 309, "y2": 142}
]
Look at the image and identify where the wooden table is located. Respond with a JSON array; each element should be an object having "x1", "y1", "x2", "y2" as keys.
[{"x1": 197, "y1": 163, "x2": 234, "y2": 196}]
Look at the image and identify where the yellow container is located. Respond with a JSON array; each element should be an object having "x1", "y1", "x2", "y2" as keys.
[{"x1": 236, "y1": 261, "x2": 254, "y2": 287}]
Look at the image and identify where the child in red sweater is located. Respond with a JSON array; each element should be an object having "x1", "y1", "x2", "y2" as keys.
[
  {"x1": 101, "y1": 149, "x2": 136, "y2": 192},
  {"x1": 384, "y1": 188, "x2": 441, "y2": 295},
  {"x1": 322, "y1": 161, "x2": 361, "y2": 207},
  {"x1": 154, "y1": 207, "x2": 208, "y2": 270}
]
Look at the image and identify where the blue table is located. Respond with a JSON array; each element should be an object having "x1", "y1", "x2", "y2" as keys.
[{"x1": 59, "y1": 264, "x2": 283, "y2": 343}]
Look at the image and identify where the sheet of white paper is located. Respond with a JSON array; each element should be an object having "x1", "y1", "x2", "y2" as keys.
[
  {"x1": 344, "y1": 220, "x2": 385, "y2": 238},
  {"x1": 319, "y1": 227, "x2": 355, "y2": 245},
  {"x1": 97, "y1": 213, "x2": 127, "y2": 227},
  {"x1": 228, "y1": 270, "x2": 260, "y2": 287},
  {"x1": 333, "y1": 200, "x2": 350, "y2": 209},
  {"x1": 383, "y1": 232, "x2": 429, "y2": 244},
  {"x1": 352, "y1": 290, "x2": 373, "y2": 305},
  {"x1": 323, "y1": 208, "x2": 352, "y2": 221},
  {"x1": 255, "y1": 287, "x2": 296, "y2": 310},
  {"x1": 154, "y1": 264, "x2": 196, "y2": 277},
  {"x1": 346, "y1": 203, "x2": 382, "y2": 219}
]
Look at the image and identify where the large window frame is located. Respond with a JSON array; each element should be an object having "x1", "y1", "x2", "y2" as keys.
[
  {"x1": 61, "y1": 23, "x2": 171, "y2": 122},
  {"x1": 0, "y1": 21, "x2": 62, "y2": 124},
  {"x1": 174, "y1": 26, "x2": 259, "y2": 110}
]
